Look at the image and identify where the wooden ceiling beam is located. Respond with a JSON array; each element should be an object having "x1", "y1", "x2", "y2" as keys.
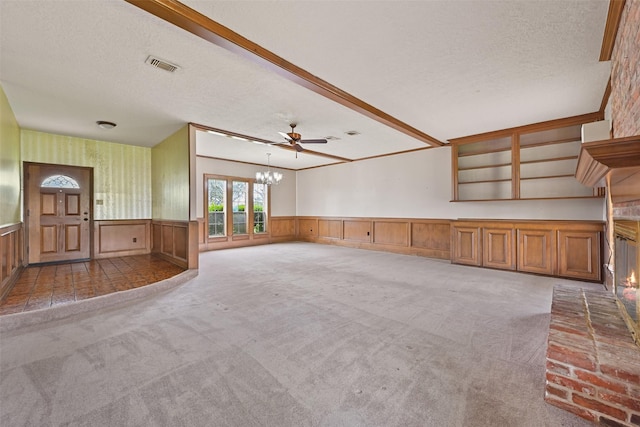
[
  {"x1": 125, "y1": 0, "x2": 444, "y2": 147},
  {"x1": 599, "y1": 0, "x2": 626, "y2": 61}
]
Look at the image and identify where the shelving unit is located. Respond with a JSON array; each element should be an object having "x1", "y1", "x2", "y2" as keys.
[
  {"x1": 455, "y1": 136, "x2": 513, "y2": 200},
  {"x1": 518, "y1": 126, "x2": 595, "y2": 199},
  {"x1": 450, "y1": 114, "x2": 604, "y2": 201}
]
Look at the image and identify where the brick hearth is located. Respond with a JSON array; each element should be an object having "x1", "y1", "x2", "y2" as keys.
[{"x1": 546, "y1": 285, "x2": 640, "y2": 426}]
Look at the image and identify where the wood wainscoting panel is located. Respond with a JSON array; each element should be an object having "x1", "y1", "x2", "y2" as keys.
[
  {"x1": 373, "y1": 221, "x2": 408, "y2": 246},
  {"x1": 152, "y1": 222, "x2": 161, "y2": 253},
  {"x1": 558, "y1": 230, "x2": 601, "y2": 281},
  {"x1": 482, "y1": 227, "x2": 516, "y2": 270},
  {"x1": 94, "y1": 220, "x2": 151, "y2": 259},
  {"x1": 517, "y1": 228, "x2": 554, "y2": 275},
  {"x1": 152, "y1": 220, "x2": 198, "y2": 269},
  {"x1": 410, "y1": 221, "x2": 451, "y2": 259},
  {"x1": 0, "y1": 223, "x2": 23, "y2": 301},
  {"x1": 271, "y1": 217, "x2": 296, "y2": 238},
  {"x1": 173, "y1": 224, "x2": 188, "y2": 261},
  {"x1": 294, "y1": 217, "x2": 450, "y2": 260},
  {"x1": 162, "y1": 224, "x2": 174, "y2": 256},
  {"x1": 343, "y1": 220, "x2": 371, "y2": 243},
  {"x1": 319, "y1": 219, "x2": 342, "y2": 239},
  {"x1": 298, "y1": 218, "x2": 318, "y2": 237},
  {"x1": 197, "y1": 218, "x2": 206, "y2": 244},
  {"x1": 412, "y1": 222, "x2": 450, "y2": 251}
]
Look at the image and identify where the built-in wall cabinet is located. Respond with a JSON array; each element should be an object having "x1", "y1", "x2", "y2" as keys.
[
  {"x1": 450, "y1": 113, "x2": 605, "y2": 201},
  {"x1": 451, "y1": 219, "x2": 603, "y2": 281}
]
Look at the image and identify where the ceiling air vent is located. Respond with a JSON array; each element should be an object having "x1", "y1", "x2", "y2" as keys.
[{"x1": 145, "y1": 56, "x2": 180, "y2": 73}]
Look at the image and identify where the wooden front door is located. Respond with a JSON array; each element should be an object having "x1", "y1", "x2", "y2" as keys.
[{"x1": 26, "y1": 164, "x2": 92, "y2": 264}]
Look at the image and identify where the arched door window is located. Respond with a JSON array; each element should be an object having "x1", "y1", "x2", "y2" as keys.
[{"x1": 41, "y1": 174, "x2": 80, "y2": 189}]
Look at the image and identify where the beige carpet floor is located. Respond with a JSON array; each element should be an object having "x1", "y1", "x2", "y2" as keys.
[{"x1": 0, "y1": 242, "x2": 599, "y2": 426}]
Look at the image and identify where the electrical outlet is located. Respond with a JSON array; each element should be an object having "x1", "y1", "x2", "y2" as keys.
[{"x1": 133, "y1": 237, "x2": 137, "y2": 243}]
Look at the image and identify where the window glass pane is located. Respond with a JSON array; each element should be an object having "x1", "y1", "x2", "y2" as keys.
[
  {"x1": 207, "y1": 178, "x2": 226, "y2": 237},
  {"x1": 41, "y1": 174, "x2": 79, "y2": 188},
  {"x1": 253, "y1": 183, "x2": 267, "y2": 233},
  {"x1": 232, "y1": 181, "x2": 248, "y2": 235}
]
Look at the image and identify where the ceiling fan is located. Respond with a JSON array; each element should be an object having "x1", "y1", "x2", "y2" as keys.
[{"x1": 278, "y1": 124, "x2": 327, "y2": 152}]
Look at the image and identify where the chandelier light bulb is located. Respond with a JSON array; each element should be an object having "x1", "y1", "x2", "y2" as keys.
[{"x1": 256, "y1": 153, "x2": 282, "y2": 186}]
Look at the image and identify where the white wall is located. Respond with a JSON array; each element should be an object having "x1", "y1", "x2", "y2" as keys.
[
  {"x1": 196, "y1": 156, "x2": 296, "y2": 217},
  {"x1": 296, "y1": 146, "x2": 605, "y2": 221}
]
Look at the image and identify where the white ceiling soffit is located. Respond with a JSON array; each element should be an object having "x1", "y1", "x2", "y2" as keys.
[{"x1": 0, "y1": 1, "x2": 611, "y2": 169}]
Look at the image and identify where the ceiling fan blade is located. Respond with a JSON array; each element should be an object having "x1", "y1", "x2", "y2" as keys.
[
  {"x1": 299, "y1": 139, "x2": 327, "y2": 144},
  {"x1": 278, "y1": 131, "x2": 293, "y2": 141},
  {"x1": 294, "y1": 143, "x2": 304, "y2": 152}
]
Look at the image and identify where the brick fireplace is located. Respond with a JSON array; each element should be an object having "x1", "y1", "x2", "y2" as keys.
[
  {"x1": 546, "y1": 286, "x2": 640, "y2": 426},
  {"x1": 614, "y1": 216, "x2": 640, "y2": 345},
  {"x1": 545, "y1": 1, "x2": 640, "y2": 424},
  {"x1": 547, "y1": 203, "x2": 640, "y2": 427}
]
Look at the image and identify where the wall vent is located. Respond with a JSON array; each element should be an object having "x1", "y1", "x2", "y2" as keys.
[{"x1": 145, "y1": 56, "x2": 180, "y2": 73}]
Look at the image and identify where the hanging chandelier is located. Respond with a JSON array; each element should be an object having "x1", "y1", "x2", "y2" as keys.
[{"x1": 255, "y1": 153, "x2": 282, "y2": 186}]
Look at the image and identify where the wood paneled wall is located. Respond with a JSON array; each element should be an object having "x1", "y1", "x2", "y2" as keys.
[
  {"x1": 152, "y1": 220, "x2": 199, "y2": 269},
  {"x1": 296, "y1": 216, "x2": 451, "y2": 260},
  {"x1": 0, "y1": 223, "x2": 23, "y2": 300},
  {"x1": 94, "y1": 220, "x2": 151, "y2": 259},
  {"x1": 271, "y1": 217, "x2": 297, "y2": 240}
]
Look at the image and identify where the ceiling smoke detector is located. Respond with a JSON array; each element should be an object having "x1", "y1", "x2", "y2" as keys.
[
  {"x1": 145, "y1": 55, "x2": 180, "y2": 73},
  {"x1": 345, "y1": 130, "x2": 360, "y2": 136}
]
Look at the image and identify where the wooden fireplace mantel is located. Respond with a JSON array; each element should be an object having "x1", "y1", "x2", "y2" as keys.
[{"x1": 575, "y1": 135, "x2": 640, "y2": 203}]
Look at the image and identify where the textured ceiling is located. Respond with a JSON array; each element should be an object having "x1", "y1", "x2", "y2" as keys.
[{"x1": 0, "y1": 0, "x2": 611, "y2": 170}]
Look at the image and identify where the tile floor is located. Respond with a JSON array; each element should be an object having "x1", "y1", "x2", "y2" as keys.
[{"x1": 0, "y1": 255, "x2": 185, "y2": 316}]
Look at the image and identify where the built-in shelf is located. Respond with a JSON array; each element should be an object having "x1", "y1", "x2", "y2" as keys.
[
  {"x1": 459, "y1": 178, "x2": 512, "y2": 184},
  {"x1": 451, "y1": 115, "x2": 603, "y2": 201},
  {"x1": 520, "y1": 155, "x2": 578, "y2": 165},
  {"x1": 520, "y1": 174, "x2": 575, "y2": 181}
]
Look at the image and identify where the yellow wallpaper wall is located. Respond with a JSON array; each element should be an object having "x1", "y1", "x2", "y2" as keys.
[
  {"x1": 21, "y1": 130, "x2": 152, "y2": 220},
  {"x1": 151, "y1": 125, "x2": 189, "y2": 221},
  {"x1": 0, "y1": 86, "x2": 21, "y2": 226}
]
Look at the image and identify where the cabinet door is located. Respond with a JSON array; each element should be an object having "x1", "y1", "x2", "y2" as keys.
[
  {"x1": 557, "y1": 230, "x2": 601, "y2": 281},
  {"x1": 518, "y1": 229, "x2": 554, "y2": 275},
  {"x1": 452, "y1": 226, "x2": 482, "y2": 266},
  {"x1": 483, "y1": 227, "x2": 516, "y2": 270}
]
